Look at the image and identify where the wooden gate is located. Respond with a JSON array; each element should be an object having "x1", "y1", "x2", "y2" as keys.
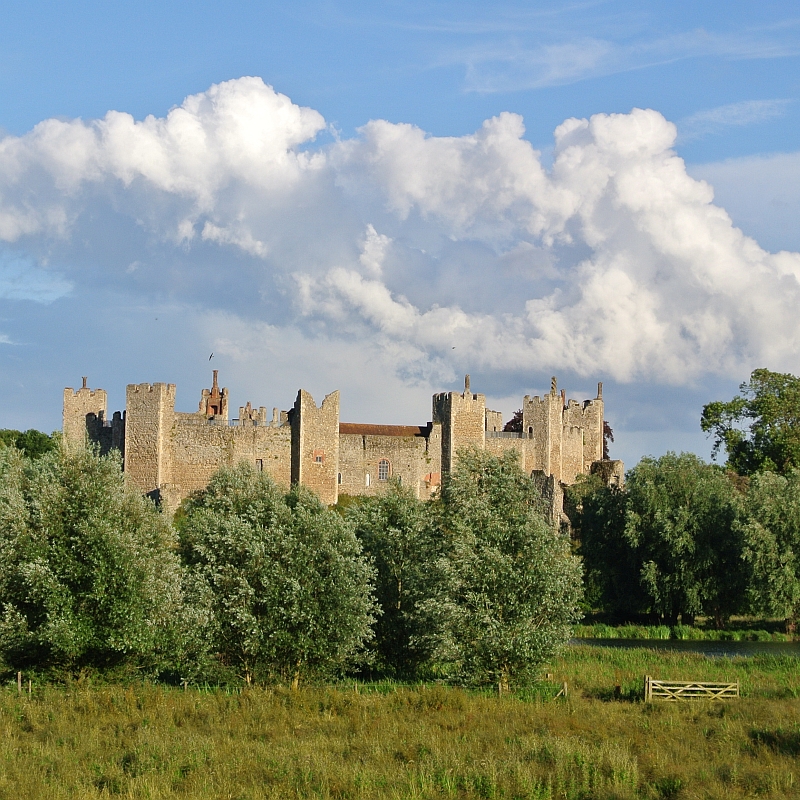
[{"x1": 644, "y1": 675, "x2": 739, "y2": 702}]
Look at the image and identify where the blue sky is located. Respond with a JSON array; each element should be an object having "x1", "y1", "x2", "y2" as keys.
[{"x1": 1, "y1": 1, "x2": 799, "y2": 467}]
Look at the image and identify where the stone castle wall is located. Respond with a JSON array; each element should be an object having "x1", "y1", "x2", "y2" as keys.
[{"x1": 63, "y1": 372, "x2": 614, "y2": 511}]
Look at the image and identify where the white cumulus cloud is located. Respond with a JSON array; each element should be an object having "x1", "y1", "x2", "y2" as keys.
[{"x1": 1, "y1": 77, "x2": 799, "y2": 390}]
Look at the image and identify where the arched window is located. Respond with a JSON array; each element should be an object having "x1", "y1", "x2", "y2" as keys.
[
  {"x1": 337, "y1": 472, "x2": 342, "y2": 485},
  {"x1": 365, "y1": 473, "x2": 371, "y2": 487},
  {"x1": 528, "y1": 426, "x2": 533, "y2": 438},
  {"x1": 378, "y1": 459, "x2": 390, "y2": 481}
]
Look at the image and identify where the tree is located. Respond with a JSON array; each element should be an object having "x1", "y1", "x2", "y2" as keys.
[
  {"x1": 0, "y1": 428, "x2": 56, "y2": 459},
  {"x1": 503, "y1": 410, "x2": 523, "y2": 433},
  {"x1": 738, "y1": 469, "x2": 800, "y2": 627},
  {"x1": 178, "y1": 464, "x2": 377, "y2": 687},
  {"x1": 603, "y1": 421, "x2": 614, "y2": 460},
  {"x1": 566, "y1": 474, "x2": 644, "y2": 620},
  {"x1": 0, "y1": 444, "x2": 187, "y2": 675},
  {"x1": 429, "y1": 449, "x2": 582, "y2": 692},
  {"x1": 347, "y1": 482, "x2": 440, "y2": 677},
  {"x1": 701, "y1": 368, "x2": 800, "y2": 475},
  {"x1": 624, "y1": 453, "x2": 746, "y2": 626}
]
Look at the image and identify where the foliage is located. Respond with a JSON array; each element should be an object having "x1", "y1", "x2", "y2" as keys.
[
  {"x1": 624, "y1": 452, "x2": 747, "y2": 626},
  {"x1": 178, "y1": 464, "x2": 377, "y2": 686},
  {"x1": 566, "y1": 474, "x2": 645, "y2": 619},
  {"x1": 602, "y1": 421, "x2": 614, "y2": 459},
  {"x1": 0, "y1": 428, "x2": 56, "y2": 459},
  {"x1": 738, "y1": 469, "x2": 800, "y2": 624},
  {"x1": 502, "y1": 408, "x2": 523, "y2": 433},
  {"x1": 347, "y1": 481, "x2": 441, "y2": 677},
  {"x1": 0, "y1": 445, "x2": 187, "y2": 675},
  {"x1": 429, "y1": 449, "x2": 583, "y2": 691},
  {"x1": 701, "y1": 368, "x2": 800, "y2": 475}
]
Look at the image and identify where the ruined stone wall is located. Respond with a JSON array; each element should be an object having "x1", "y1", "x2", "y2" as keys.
[
  {"x1": 291, "y1": 390, "x2": 340, "y2": 506},
  {"x1": 124, "y1": 383, "x2": 176, "y2": 499}
]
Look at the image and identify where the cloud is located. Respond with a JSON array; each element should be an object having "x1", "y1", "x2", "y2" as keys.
[
  {"x1": 452, "y1": 29, "x2": 800, "y2": 93},
  {"x1": 679, "y1": 99, "x2": 792, "y2": 142},
  {"x1": 1, "y1": 77, "x2": 800, "y2": 393}
]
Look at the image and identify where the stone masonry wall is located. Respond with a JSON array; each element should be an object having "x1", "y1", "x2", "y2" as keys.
[
  {"x1": 291, "y1": 390, "x2": 340, "y2": 506},
  {"x1": 63, "y1": 379, "x2": 108, "y2": 450},
  {"x1": 338, "y1": 430, "x2": 433, "y2": 499},
  {"x1": 159, "y1": 414, "x2": 293, "y2": 511},
  {"x1": 63, "y1": 372, "x2": 609, "y2": 510},
  {"x1": 433, "y1": 374, "x2": 486, "y2": 474},
  {"x1": 124, "y1": 383, "x2": 176, "y2": 499}
]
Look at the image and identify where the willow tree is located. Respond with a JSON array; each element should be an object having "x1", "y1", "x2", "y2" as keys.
[
  {"x1": 0, "y1": 445, "x2": 187, "y2": 675},
  {"x1": 429, "y1": 449, "x2": 582, "y2": 692},
  {"x1": 178, "y1": 464, "x2": 377, "y2": 686}
]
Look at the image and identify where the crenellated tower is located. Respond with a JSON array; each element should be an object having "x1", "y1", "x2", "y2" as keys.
[
  {"x1": 432, "y1": 374, "x2": 486, "y2": 474},
  {"x1": 124, "y1": 382, "x2": 176, "y2": 501},
  {"x1": 290, "y1": 389, "x2": 340, "y2": 505}
]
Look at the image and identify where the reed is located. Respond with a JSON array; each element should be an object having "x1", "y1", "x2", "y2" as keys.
[{"x1": 0, "y1": 647, "x2": 798, "y2": 799}]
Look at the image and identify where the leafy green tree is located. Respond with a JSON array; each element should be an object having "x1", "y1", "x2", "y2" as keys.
[
  {"x1": 0, "y1": 428, "x2": 56, "y2": 459},
  {"x1": 0, "y1": 444, "x2": 187, "y2": 675},
  {"x1": 429, "y1": 449, "x2": 583, "y2": 692},
  {"x1": 738, "y1": 469, "x2": 800, "y2": 626},
  {"x1": 701, "y1": 368, "x2": 800, "y2": 475},
  {"x1": 347, "y1": 482, "x2": 440, "y2": 677},
  {"x1": 178, "y1": 464, "x2": 377, "y2": 687},
  {"x1": 624, "y1": 453, "x2": 746, "y2": 626},
  {"x1": 566, "y1": 474, "x2": 644, "y2": 619}
]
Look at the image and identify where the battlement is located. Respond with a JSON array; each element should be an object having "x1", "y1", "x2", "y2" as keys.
[{"x1": 62, "y1": 370, "x2": 612, "y2": 509}]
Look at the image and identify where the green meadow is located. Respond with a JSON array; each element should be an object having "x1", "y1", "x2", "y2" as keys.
[{"x1": 2, "y1": 646, "x2": 799, "y2": 800}]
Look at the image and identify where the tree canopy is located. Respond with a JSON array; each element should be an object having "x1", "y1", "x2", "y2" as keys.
[
  {"x1": 178, "y1": 464, "x2": 377, "y2": 686},
  {"x1": 0, "y1": 428, "x2": 56, "y2": 459},
  {"x1": 347, "y1": 481, "x2": 441, "y2": 677},
  {"x1": 0, "y1": 444, "x2": 186, "y2": 675},
  {"x1": 430, "y1": 449, "x2": 583, "y2": 692},
  {"x1": 701, "y1": 368, "x2": 800, "y2": 475}
]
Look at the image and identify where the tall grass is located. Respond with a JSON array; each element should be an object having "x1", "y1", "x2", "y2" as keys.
[{"x1": 0, "y1": 647, "x2": 798, "y2": 799}]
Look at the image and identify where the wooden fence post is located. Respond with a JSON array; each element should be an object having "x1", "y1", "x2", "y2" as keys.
[{"x1": 17, "y1": 671, "x2": 21, "y2": 696}]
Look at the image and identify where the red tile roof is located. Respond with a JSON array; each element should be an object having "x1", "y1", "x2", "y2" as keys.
[{"x1": 339, "y1": 423, "x2": 428, "y2": 437}]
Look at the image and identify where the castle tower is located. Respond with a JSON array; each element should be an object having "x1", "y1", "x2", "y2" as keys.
[
  {"x1": 63, "y1": 377, "x2": 108, "y2": 450},
  {"x1": 124, "y1": 382, "x2": 176, "y2": 501},
  {"x1": 522, "y1": 376, "x2": 562, "y2": 480},
  {"x1": 290, "y1": 389, "x2": 340, "y2": 505},
  {"x1": 580, "y1": 382, "x2": 604, "y2": 472},
  {"x1": 198, "y1": 369, "x2": 228, "y2": 420},
  {"x1": 432, "y1": 374, "x2": 486, "y2": 474}
]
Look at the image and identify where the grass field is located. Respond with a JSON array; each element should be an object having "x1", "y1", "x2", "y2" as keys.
[{"x1": 2, "y1": 646, "x2": 799, "y2": 799}]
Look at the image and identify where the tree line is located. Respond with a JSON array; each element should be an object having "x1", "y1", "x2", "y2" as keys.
[
  {"x1": 2, "y1": 366, "x2": 798, "y2": 686},
  {"x1": 571, "y1": 369, "x2": 800, "y2": 629},
  {"x1": 0, "y1": 444, "x2": 581, "y2": 691}
]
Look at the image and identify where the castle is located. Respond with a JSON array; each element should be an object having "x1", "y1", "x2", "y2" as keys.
[{"x1": 63, "y1": 371, "x2": 620, "y2": 511}]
